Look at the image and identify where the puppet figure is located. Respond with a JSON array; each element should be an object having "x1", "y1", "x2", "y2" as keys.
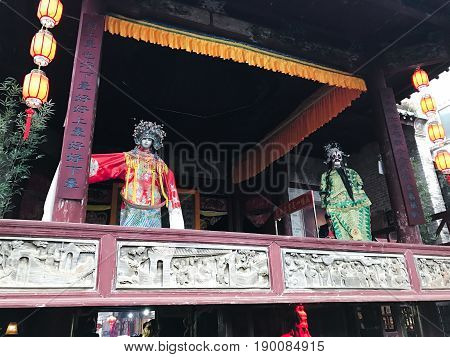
[
  {"x1": 89, "y1": 121, "x2": 184, "y2": 229},
  {"x1": 320, "y1": 143, "x2": 371, "y2": 241}
]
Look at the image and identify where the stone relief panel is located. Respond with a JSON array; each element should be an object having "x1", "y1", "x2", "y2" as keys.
[
  {"x1": 0, "y1": 238, "x2": 98, "y2": 289},
  {"x1": 116, "y1": 242, "x2": 270, "y2": 289},
  {"x1": 283, "y1": 249, "x2": 410, "y2": 290},
  {"x1": 415, "y1": 255, "x2": 450, "y2": 289}
]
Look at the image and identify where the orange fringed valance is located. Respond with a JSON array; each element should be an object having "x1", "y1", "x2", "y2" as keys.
[
  {"x1": 104, "y1": 15, "x2": 365, "y2": 183},
  {"x1": 105, "y1": 15, "x2": 367, "y2": 92},
  {"x1": 233, "y1": 87, "x2": 363, "y2": 183}
]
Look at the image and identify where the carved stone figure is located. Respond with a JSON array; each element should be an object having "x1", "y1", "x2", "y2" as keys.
[
  {"x1": 283, "y1": 249, "x2": 410, "y2": 290},
  {"x1": 116, "y1": 243, "x2": 269, "y2": 289},
  {"x1": 0, "y1": 238, "x2": 97, "y2": 289},
  {"x1": 216, "y1": 255, "x2": 230, "y2": 285},
  {"x1": 416, "y1": 256, "x2": 450, "y2": 289}
]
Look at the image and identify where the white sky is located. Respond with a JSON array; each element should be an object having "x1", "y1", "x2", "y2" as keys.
[{"x1": 401, "y1": 67, "x2": 450, "y2": 114}]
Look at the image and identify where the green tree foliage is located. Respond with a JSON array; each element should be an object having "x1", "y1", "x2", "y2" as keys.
[{"x1": 0, "y1": 77, "x2": 54, "y2": 218}]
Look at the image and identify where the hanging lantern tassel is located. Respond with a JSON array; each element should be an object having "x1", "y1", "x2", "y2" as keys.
[{"x1": 24, "y1": 108, "x2": 35, "y2": 140}]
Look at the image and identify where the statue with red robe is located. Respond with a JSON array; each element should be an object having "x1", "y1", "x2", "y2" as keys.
[
  {"x1": 281, "y1": 304, "x2": 311, "y2": 337},
  {"x1": 88, "y1": 121, "x2": 184, "y2": 229}
]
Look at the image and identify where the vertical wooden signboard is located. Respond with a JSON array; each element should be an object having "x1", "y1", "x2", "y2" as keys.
[{"x1": 56, "y1": 14, "x2": 104, "y2": 200}]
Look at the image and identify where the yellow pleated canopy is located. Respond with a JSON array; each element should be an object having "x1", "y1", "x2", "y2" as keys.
[
  {"x1": 105, "y1": 15, "x2": 366, "y2": 91},
  {"x1": 104, "y1": 15, "x2": 366, "y2": 182}
]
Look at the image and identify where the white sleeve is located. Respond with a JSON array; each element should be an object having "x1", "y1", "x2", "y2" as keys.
[
  {"x1": 42, "y1": 163, "x2": 60, "y2": 221},
  {"x1": 168, "y1": 203, "x2": 185, "y2": 229}
]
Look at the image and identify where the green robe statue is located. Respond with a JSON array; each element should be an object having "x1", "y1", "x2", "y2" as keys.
[{"x1": 320, "y1": 168, "x2": 372, "y2": 241}]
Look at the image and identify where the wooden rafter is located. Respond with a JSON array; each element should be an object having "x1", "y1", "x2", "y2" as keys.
[
  {"x1": 106, "y1": 0, "x2": 362, "y2": 71},
  {"x1": 361, "y1": 0, "x2": 450, "y2": 30}
]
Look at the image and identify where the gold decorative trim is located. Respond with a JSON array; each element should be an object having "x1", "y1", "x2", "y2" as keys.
[{"x1": 105, "y1": 15, "x2": 367, "y2": 91}]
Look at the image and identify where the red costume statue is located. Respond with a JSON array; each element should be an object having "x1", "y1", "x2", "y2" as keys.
[
  {"x1": 88, "y1": 121, "x2": 184, "y2": 228},
  {"x1": 281, "y1": 304, "x2": 311, "y2": 337},
  {"x1": 43, "y1": 121, "x2": 184, "y2": 229}
]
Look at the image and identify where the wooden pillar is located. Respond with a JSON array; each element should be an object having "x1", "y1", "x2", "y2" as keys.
[
  {"x1": 52, "y1": 0, "x2": 104, "y2": 222},
  {"x1": 367, "y1": 68, "x2": 424, "y2": 243}
]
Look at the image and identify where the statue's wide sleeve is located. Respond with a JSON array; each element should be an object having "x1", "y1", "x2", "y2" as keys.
[
  {"x1": 88, "y1": 153, "x2": 127, "y2": 184},
  {"x1": 320, "y1": 172, "x2": 327, "y2": 206},
  {"x1": 164, "y1": 169, "x2": 185, "y2": 229},
  {"x1": 43, "y1": 153, "x2": 127, "y2": 221}
]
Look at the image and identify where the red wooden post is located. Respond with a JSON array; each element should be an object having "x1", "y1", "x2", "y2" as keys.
[
  {"x1": 52, "y1": 0, "x2": 104, "y2": 222},
  {"x1": 368, "y1": 68, "x2": 424, "y2": 244},
  {"x1": 98, "y1": 234, "x2": 117, "y2": 297},
  {"x1": 269, "y1": 242, "x2": 284, "y2": 295}
]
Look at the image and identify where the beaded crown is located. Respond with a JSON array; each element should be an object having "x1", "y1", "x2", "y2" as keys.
[
  {"x1": 324, "y1": 142, "x2": 347, "y2": 163},
  {"x1": 133, "y1": 120, "x2": 166, "y2": 150}
]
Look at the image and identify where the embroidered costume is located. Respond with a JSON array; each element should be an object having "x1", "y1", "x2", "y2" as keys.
[
  {"x1": 89, "y1": 148, "x2": 182, "y2": 228},
  {"x1": 320, "y1": 143, "x2": 371, "y2": 241},
  {"x1": 42, "y1": 120, "x2": 184, "y2": 229},
  {"x1": 87, "y1": 121, "x2": 184, "y2": 229}
]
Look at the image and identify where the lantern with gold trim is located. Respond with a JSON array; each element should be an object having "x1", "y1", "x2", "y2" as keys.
[
  {"x1": 435, "y1": 149, "x2": 450, "y2": 174},
  {"x1": 37, "y1": 0, "x2": 63, "y2": 29},
  {"x1": 30, "y1": 29, "x2": 57, "y2": 67},
  {"x1": 412, "y1": 67, "x2": 429, "y2": 91},
  {"x1": 21, "y1": 0, "x2": 63, "y2": 141},
  {"x1": 5, "y1": 322, "x2": 19, "y2": 336},
  {"x1": 427, "y1": 120, "x2": 446, "y2": 144},
  {"x1": 420, "y1": 94, "x2": 437, "y2": 118},
  {"x1": 22, "y1": 69, "x2": 50, "y2": 109}
]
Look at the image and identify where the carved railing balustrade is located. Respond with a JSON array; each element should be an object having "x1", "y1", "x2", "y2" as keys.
[{"x1": 1, "y1": 219, "x2": 450, "y2": 308}]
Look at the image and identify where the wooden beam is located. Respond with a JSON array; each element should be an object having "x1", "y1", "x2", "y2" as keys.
[
  {"x1": 106, "y1": 0, "x2": 362, "y2": 71},
  {"x1": 383, "y1": 42, "x2": 450, "y2": 75},
  {"x1": 209, "y1": 0, "x2": 359, "y2": 44},
  {"x1": 394, "y1": 61, "x2": 450, "y2": 101},
  {"x1": 361, "y1": 0, "x2": 450, "y2": 30}
]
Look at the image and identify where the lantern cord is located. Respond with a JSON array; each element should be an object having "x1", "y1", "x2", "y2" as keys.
[{"x1": 23, "y1": 108, "x2": 35, "y2": 140}]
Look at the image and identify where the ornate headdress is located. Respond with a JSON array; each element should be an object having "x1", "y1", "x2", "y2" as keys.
[
  {"x1": 324, "y1": 142, "x2": 348, "y2": 164},
  {"x1": 133, "y1": 120, "x2": 166, "y2": 150}
]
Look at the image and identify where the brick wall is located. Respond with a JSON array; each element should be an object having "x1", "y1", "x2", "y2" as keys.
[{"x1": 349, "y1": 142, "x2": 391, "y2": 216}]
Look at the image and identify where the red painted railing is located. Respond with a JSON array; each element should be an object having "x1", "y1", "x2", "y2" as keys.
[{"x1": 0, "y1": 219, "x2": 450, "y2": 308}]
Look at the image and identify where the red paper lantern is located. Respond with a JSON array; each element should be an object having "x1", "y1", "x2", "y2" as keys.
[
  {"x1": 435, "y1": 150, "x2": 450, "y2": 174},
  {"x1": 5, "y1": 322, "x2": 19, "y2": 336},
  {"x1": 412, "y1": 67, "x2": 429, "y2": 91},
  {"x1": 30, "y1": 29, "x2": 57, "y2": 67},
  {"x1": 427, "y1": 121, "x2": 446, "y2": 143},
  {"x1": 420, "y1": 94, "x2": 437, "y2": 117},
  {"x1": 22, "y1": 69, "x2": 50, "y2": 108},
  {"x1": 37, "y1": 0, "x2": 63, "y2": 29}
]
